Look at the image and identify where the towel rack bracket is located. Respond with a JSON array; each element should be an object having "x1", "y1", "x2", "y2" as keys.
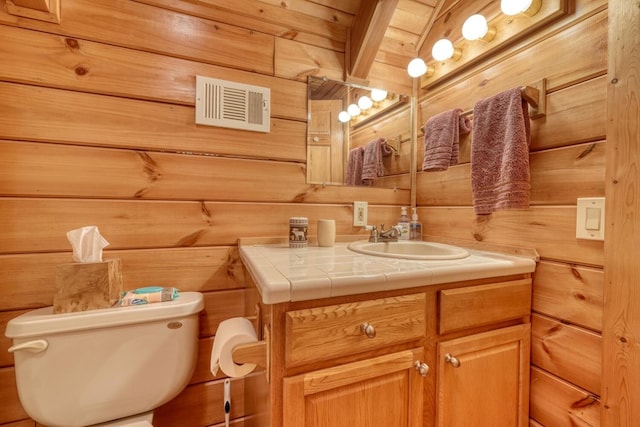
[{"x1": 526, "y1": 78, "x2": 547, "y2": 119}]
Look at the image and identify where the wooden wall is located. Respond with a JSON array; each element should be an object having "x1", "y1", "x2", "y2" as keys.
[
  {"x1": 0, "y1": 1, "x2": 410, "y2": 426},
  {"x1": 415, "y1": 1, "x2": 607, "y2": 426}
]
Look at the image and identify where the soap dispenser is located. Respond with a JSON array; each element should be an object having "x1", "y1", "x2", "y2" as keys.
[
  {"x1": 410, "y1": 208, "x2": 422, "y2": 241},
  {"x1": 398, "y1": 207, "x2": 410, "y2": 240}
]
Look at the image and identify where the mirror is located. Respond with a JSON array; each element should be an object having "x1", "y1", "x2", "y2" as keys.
[{"x1": 307, "y1": 76, "x2": 412, "y2": 189}]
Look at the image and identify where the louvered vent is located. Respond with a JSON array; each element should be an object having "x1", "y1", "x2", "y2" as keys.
[{"x1": 195, "y1": 76, "x2": 270, "y2": 133}]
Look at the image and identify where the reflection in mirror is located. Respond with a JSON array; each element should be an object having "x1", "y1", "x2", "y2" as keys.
[{"x1": 307, "y1": 76, "x2": 412, "y2": 189}]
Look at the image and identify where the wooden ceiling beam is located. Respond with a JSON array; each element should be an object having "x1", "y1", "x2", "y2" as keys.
[{"x1": 347, "y1": 0, "x2": 400, "y2": 83}]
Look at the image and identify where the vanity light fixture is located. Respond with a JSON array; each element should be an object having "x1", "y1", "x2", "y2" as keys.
[
  {"x1": 407, "y1": 57, "x2": 433, "y2": 78},
  {"x1": 370, "y1": 88, "x2": 388, "y2": 102},
  {"x1": 462, "y1": 14, "x2": 496, "y2": 41},
  {"x1": 431, "y1": 38, "x2": 462, "y2": 61},
  {"x1": 357, "y1": 95, "x2": 373, "y2": 111},
  {"x1": 347, "y1": 103, "x2": 361, "y2": 117},
  {"x1": 338, "y1": 110, "x2": 351, "y2": 123},
  {"x1": 500, "y1": 0, "x2": 542, "y2": 16}
]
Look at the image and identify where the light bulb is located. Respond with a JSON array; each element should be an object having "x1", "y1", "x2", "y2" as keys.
[
  {"x1": 338, "y1": 111, "x2": 351, "y2": 123},
  {"x1": 432, "y1": 39, "x2": 459, "y2": 61},
  {"x1": 462, "y1": 14, "x2": 489, "y2": 40},
  {"x1": 347, "y1": 104, "x2": 361, "y2": 117},
  {"x1": 407, "y1": 57, "x2": 427, "y2": 78},
  {"x1": 370, "y1": 88, "x2": 388, "y2": 102},
  {"x1": 500, "y1": 0, "x2": 540, "y2": 16},
  {"x1": 357, "y1": 95, "x2": 373, "y2": 111}
]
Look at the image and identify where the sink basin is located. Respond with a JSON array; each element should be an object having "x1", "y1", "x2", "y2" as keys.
[{"x1": 347, "y1": 240, "x2": 470, "y2": 260}]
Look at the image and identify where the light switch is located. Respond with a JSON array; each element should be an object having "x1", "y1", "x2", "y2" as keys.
[
  {"x1": 576, "y1": 197, "x2": 605, "y2": 240},
  {"x1": 585, "y1": 207, "x2": 601, "y2": 230}
]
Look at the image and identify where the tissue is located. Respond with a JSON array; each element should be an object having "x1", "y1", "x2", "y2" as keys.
[
  {"x1": 210, "y1": 317, "x2": 258, "y2": 378},
  {"x1": 66, "y1": 226, "x2": 110, "y2": 263}
]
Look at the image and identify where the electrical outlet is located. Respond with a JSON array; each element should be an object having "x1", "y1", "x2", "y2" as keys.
[{"x1": 353, "y1": 201, "x2": 368, "y2": 226}]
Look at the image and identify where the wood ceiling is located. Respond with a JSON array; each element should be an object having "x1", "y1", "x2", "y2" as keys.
[{"x1": 184, "y1": 0, "x2": 446, "y2": 86}]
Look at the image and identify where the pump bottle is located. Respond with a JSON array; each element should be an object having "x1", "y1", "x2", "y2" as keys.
[
  {"x1": 410, "y1": 208, "x2": 422, "y2": 241},
  {"x1": 397, "y1": 207, "x2": 410, "y2": 240}
]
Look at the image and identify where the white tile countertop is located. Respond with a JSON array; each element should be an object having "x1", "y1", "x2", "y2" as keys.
[{"x1": 239, "y1": 241, "x2": 537, "y2": 304}]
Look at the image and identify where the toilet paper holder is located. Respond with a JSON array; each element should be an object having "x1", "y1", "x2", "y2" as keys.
[{"x1": 231, "y1": 325, "x2": 270, "y2": 381}]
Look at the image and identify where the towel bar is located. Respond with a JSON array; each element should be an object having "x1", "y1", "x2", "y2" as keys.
[
  {"x1": 420, "y1": 79, "x2": 547, "y2": 133},
  {"x1": 459, "y1": 84, "x2": 543, "y2": 118}
]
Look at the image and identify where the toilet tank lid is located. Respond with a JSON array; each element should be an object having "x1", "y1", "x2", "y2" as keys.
[{"x1": 5, "y1": 291, "x2": 204, "y2": 339}]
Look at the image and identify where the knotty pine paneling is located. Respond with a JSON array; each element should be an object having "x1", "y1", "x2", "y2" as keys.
[
  {"x1": 532, "y1": 77, "x2": 607, "y2": 151},
  {"x1": 0, "y1": 140, "x2": 408, "y2": 205},
  {"x1": 0, "y1": 0, "x2": 275, "y2": 75},
  {"x1": 419, "y1": 8, "x2": 607, "y2": 118},
  {"x1": 136, "y1": 0, "x2": 349, "y2": 52},
  {"x1": 418, "y1": 2, "x2": 608, "y2": 426},
  {"x1": 0, "y1": 83, "x2": 307, "y2": 162},
  {"x1": 529, "y1": 367, "x2": 600, "y2": 427},
  {"x1": 0, "y1": 367, "x2": 28, "y2": 425},
  {"x1": 0, "y1": 310, "x2": 28, "y2": 367},
  {"x1": 4, "y1": 420, "x2": 34, "y2": 427},
  {"x1": 0, "y1": 140, "x2": 308, "y2": 201},
  {"x1": 531, "y1": 314, "x2": 602, "y2": 395},
  {"x1": 420, "y1": 0, "x2": 607, "y2": 98},
  {"x1": 532, "y1": 261, "x2": 604, "y2": 332},
  {"x1": 417, "y1": 140, "x2": 605, "y2": 206},
  {"x1": 0, "y1": 199, "x2": 400, "y2": 253},
  {"x1": 420, "y1": 206, "x2": 604, "y2": 266},
  {"x1": 274, "y1": 37, "x2": 344, "y2": 83},
  {"x1": 0, "y1": 25, "x2": 306, "y2": 121},
  {"x1": 153, "y1": 379, "x2": 245, "y2": 427},
  {"x1": 0, "y1": 247, "x2": 244, "y2": 311},
  {"x1": 0, "y1": 0, "x2": 410, "y2": 425}
]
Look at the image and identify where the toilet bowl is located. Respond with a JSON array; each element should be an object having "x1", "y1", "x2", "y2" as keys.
[{"x1": 5, "y1": 291, "x2": 204, "y2": 427}]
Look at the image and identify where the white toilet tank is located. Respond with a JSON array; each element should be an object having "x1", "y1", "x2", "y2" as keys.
[{"x1": 5, "y1": 291, "x2": 204, "y2": 427}]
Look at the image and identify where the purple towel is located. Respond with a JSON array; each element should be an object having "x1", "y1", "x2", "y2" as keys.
[
  {"x1": 346, "y1": 146, "x2": 364, "y2": 185},
  {"x1": 361, "y1": 138, "x2": 387, "y2": 184},
  {"x1": 422, "y1": 109, "x2": 466, "y2": 171},
  {"x1": 471, "y1": 87, "x2": 531, "y2": 215}
]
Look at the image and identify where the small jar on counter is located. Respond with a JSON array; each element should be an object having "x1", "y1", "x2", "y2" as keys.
[{"x1": 289, "y1": 217, "x2": 308, "y2": 248}]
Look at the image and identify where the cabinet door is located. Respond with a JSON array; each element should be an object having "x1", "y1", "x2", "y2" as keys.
[
  {"x1": 283, "y1": 348, "x2": 426, "y2": 427},
  {"x1": 436, "y1": 324, "x2": 530, "y2": 427}
]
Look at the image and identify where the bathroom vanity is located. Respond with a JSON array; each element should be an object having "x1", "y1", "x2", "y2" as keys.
[{"x1": 239, "y1": 241, "x2": 536, "y2": 427}]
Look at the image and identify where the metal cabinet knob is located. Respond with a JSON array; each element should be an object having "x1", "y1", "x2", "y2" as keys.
[
  {"x1": 413, "y1": 360, "x2": 430, "y2": 377},
  {"x1": 444, "y1": 353, "x2": 461, "y2": 368},
  {"x1": 360, "y1": 322, "x2": 376, "y2": 338}
]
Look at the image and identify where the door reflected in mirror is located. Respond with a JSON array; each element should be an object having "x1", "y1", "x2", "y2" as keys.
[{"x1": 307, "y1": 76, "x2": 412, "y2": 189}]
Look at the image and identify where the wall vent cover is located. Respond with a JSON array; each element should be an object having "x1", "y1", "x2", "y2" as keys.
[{"x1": 195, "y1": 76, "x2": 270, "y2": 133}]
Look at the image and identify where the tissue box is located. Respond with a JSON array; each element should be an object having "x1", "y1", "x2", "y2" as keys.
[{"x1": 53, "y1": 258, "x2": 123, "y2": 314}]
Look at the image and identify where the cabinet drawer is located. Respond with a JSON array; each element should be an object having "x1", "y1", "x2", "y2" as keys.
[
  {"x1": 439, "y1": 279, "x2": 531, "y2": 334},
  {"x1": 285, "y1": 293, "x2": 426, "y2": 367}
]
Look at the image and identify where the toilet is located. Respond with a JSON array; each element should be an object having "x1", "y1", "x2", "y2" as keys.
[{"x1": 5, "y1": 291, "x2": 204, "y2": 427}]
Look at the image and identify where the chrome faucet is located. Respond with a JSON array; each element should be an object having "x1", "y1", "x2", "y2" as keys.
[{"x1": 368, "y1": 224, "x2": 399, "y2": 243}]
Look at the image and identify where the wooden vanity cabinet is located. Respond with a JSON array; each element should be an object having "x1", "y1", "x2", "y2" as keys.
[
  {"x1": 274, "y1": 292, "x2": 428, "y2": 427},
  {"x1": 258, "y1": 276, "x2": 532, "y2": 427},
  {"x1": 435, "y1": 278, "x2": 532, "y2": 427},
  {"x1": 283, "y1": 347, "x2": 426, "y2": 427}
]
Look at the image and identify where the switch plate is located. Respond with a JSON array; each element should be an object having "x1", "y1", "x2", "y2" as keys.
[
  {"x1": 576, "y1": 197, "x2": 605, "y2": 240},
  {"x1": 353, "y1": 201, "x2": 368, "y2": 226}
]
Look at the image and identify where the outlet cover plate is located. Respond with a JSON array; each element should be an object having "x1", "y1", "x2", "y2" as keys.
[{"x1": 353, "y1": 201, "x2": 368, "y2": 226}]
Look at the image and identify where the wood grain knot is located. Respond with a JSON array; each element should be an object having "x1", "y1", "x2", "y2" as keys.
[
  {"x1": 65, "y1": 38, "x2": 79, "y2": 49},
  {"x1": 74, "y1": 65, "x2": 89, "y2": 76}
]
